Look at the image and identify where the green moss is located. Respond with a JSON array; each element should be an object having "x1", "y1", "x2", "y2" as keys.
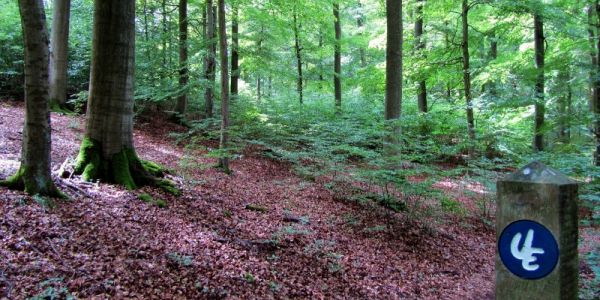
[
  {"x1": 156, "y1": 179, "x2": 180, "y2": 196},
  {"x1": 75, "y1": 138, "x2": 101, "y2": 179},
  {"x1": 73, "y1": 138, "x2": 177, "y2": 194},
  {"x1": 50, "y1": 102, "x2": 74, "y2": 115},
  {"x1": 1, "y1": 166, "x2": 65, "y2": 199},
  {"x1": 138, "y1": 193, "x2": 153, "y2": 202},
  {"x1": 0, "y1": 167, "x2": 24, "y2": 190},
  {"x1": 111, "y1": 149, "x2": 136, "y2": 190},
  {"x1": 141, "y1": 160, "x2": 165, "y2": 177},
  {"x1": 155, "y1": 199, "x2": 167, "y2": 208}
]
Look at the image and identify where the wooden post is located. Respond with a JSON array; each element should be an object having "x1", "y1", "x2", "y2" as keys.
[{"x1": 496, "y1": 161, "x2": 579, "y2": 299}]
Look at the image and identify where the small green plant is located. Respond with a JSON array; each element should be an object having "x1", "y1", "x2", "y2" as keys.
[
  {"x1": 269, "y1": 281, "x2": 281, "y2": 292},
  {"x1": 32, "y1": 194, "x2": 54, "y2": 210},
  {"x1": 167, "y1": 252, "x2": 193, "y2": 267},
  {"x1": 29, "y1": 277, "x2": 74, "y2": 300},
  {"x1": 326, "y1": 252, "x2": 344, "y2": 274},
  {"x1": 138, "y1": 193, "x2": 153, "y2": 202},
  {"x1": 440, "y1": 197, "x2": 463, "y2": 214},
  {"x1": 242, "y1": 272, "x2": 256, "y2": 283},
  {"x1": 155, "y1": 199, "x2": 167, "y2": 208}
]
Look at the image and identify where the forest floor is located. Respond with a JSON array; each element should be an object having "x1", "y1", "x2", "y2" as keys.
[{"x1": 0, "y1": 100, "x2": 598, "y2": 299}]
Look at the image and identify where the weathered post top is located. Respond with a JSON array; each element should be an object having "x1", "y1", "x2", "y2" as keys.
[
  {"x1": 501, "y1": 161, "x2": 577, "y2": 185},
  {"x1": 496, "y1": 161, "x2": 579, "y2": 300}
]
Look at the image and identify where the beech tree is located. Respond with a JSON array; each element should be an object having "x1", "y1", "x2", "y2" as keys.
[
  {"x1": 231, "y1": 2, "x2": 239, "y2": 98},
  {"x1": 204, "y1": 0, "x2": 216, "y2": 118},
  {"x1": 218, "y1": 0, "x2": 230, "y2": 173},
  {"x1": 293, "y1": 6, "x2": 303, "y2": 104},
  {"x1": 176, "y1": 0, "x2": 188, "y2": 120},
  {"x1": 385, "y1": 0, "x2": 402, "y2": 144},
  {"x1": 462, "y1": 0, "x2": 475, "y2": 155},
  {"x1": 414, "y1": 0, "x2": 427, "y2": 113},
  {"x1": 334, "y1": 1, "x2": 342, "y2": 111},
  {"x1": 533, "y1": 12, "x2": 545, "y2": 152},
  {"x1": 1, "y1": 0, "x2": 62, "y2": 197},
  {"x1": 73, "y1": 0, "x2": 170, "y2": 190},
  {"x1": 49, "y1": 0, "x2": 71, "y2": 109}
]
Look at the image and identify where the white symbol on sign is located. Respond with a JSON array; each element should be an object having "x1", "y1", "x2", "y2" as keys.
[{"x1": 510, "y1": 229, "x2": 545, "y2": 271}]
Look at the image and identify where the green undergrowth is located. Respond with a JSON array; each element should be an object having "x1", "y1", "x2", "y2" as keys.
[
  {"x1": 138, "y1": 193, "x2": 168, "y2": 208},
  {"x1": 173, "y1": 94, "x2": 598, "y2": 221}
]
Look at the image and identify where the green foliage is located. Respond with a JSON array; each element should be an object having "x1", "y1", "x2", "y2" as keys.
[
  {"x1": 167, "y1": 252, "x2": 193, "y2": 267},
  {"x1": 138, "y1": 193, "x2": 153, "y2": 202},
  {"x1": 242, "y1": 272, "x2": 256, "y2": 283},
  {"x1": 28, "y1": 277, "x2": 74, "y2": 300}
]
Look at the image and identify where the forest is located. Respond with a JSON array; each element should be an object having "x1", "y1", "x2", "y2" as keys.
[{"x1": 0, "y1": 0, "x2": 599, "y2": 298}]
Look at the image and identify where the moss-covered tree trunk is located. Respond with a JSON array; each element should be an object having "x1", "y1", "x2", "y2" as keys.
[
  {"x1": 1, "y1": 0, "x2": 61, "y2": 197},
  {"x1": 73, "y1": 0, "x2": 170, "y2": 191}
]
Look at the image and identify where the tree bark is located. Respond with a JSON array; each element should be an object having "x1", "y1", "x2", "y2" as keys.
[
  {"x1": 204, "y1": 0, "x2": 216, "y2": 118},
  {"x1": 176, "y1": 0, "x2": 188, "y2": 119},
  {"x1": 2, "y1": 0, "x2": 61, "y2": 197},
  {"x1": 533, "y1": 13, "x2": 545, "y2": 152},
  {"x1": 588, "y1": 5, "x2": 598, "y2": 112},
  {"x1": 162, "y1": 0, "x2": 168, "y2": 67},
  {"x1": 293, "y1": 9, "x2": 303, "y2": 104},
  {"x1": 74, "y1": 0, "x2": 173, "y2": 192},
  {"x1": 462, "y1": 0, "x2": 476, "y2": 156},
  {"x1": 333, "y1": 1, "x2": 342, "y2": 111},
  {"x1": 356, "y1": 0, "x2": 366, "y2": 67},
  {"x1": 486, "y1": 30, "x2": 498, "y2": 97},
  {"x1": 230, "y1": 3, "x2": 239, "y2": 98},
  {"x1": 557, "y1": 69, "x2": 571, "y2": 144},
  {"x1": 414, "y1": 0, "x2": 427, "y2": 113},
  {"x1": 49, "y1": 0, "x2": 71, "y2": 109},
  {"x1": 595, "y1": 0, "x2": 600, "y2": 165},
  {"x1": 218, "y1": 0, "x2": 230, "y2": 173},
  {"x1": 385, "y1": 0, "x2": 402, "y2": 146}
]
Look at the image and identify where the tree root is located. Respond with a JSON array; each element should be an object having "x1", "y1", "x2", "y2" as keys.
[{"x1": 73, "y1": 137, "x2": 179, "y2": 195}]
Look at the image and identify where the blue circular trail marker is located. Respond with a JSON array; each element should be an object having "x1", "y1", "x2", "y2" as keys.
[{"x1": 498, "y1": 220, "x2": 559, "y2": 280}]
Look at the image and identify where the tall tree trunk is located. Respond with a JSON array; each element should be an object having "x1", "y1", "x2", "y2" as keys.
[
  {"x1": 257, "y1": 29, "x2": 263, "y2": 101},
  {"x1": 162, "y1": 0, "x2": 168, "y2": 67},
  {"x1": 204, "y1": 0, "x2": 216, "y2": 118},
  {"x1": 356, "y1": 0, "x2": 366, "y2": 67},
  {"x1": 486, "y1": 30, "x2": 498, "y2": 97},
  {"x1": 293, "y1": 9, "x2": 303, "y2": 104},
  {"x1": 414, "y1": 0, "x2": 427, "y2": 113},
  {"x1": 595, "y1": 0, "x2": 600, "y2": 165},
  {"x1": 230, "y1": 3, "x2": 239, "y2": 98},
  {"x1": 2, "y1": 0, "x2": 61, "y2": 197},
  {"x1": 533, "y1": 13, "x2": 545, "y2": 152},
  {"x1": 462, "y1": 0, "x2": 476, "y2": 156},
  {"x1": 384, "y1": 0, "x2": 402, "y2": 147},
  {"x1": 218, "y1": 0, "x2": 230, "y2": 173},
  {"x1": 557, "y1": 69, "x2": 571, "y2": 144},
  {"x1": 142, "y1": 0, "x2": 151, "y2": 60},
  {"x1": 74, "y1": 0, "x2": 169, "y2": 190},
  {"x1": 588, "y1": 4, "x2": 597, "y2": 112},
  {"x1": 333, "y1": 1, "x2": 342, "y2": 111},
  {"x1": 318, "y1": 29, "x2": 324, "y2": 84},
  {"x1": 49, "y1": 0, "x2": 71, "y2": 109},
  {"x1": 176, "y1": 0, "x2": 188, "y2": 119}
]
